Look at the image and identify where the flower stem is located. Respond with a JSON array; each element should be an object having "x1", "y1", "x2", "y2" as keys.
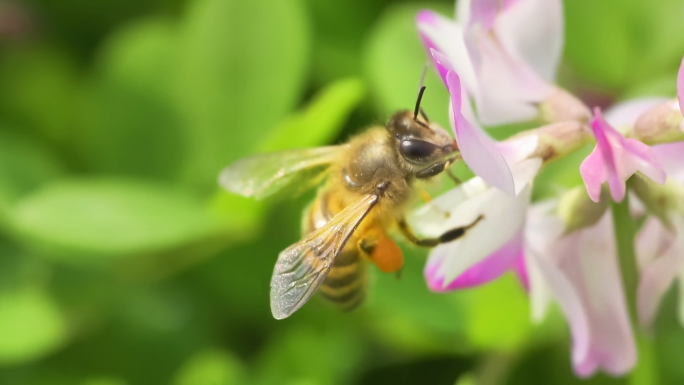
[
  {"x1": 611, "y1": 196, "x2": 638, "y2": 322},
  {"x1": 612, "y1": 196, "x2": 660, "y2": 385}
]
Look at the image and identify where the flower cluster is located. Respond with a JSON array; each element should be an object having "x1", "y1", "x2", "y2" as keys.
[{"x1": 413, "y1": 0, "x2": 684, "y2": 377}]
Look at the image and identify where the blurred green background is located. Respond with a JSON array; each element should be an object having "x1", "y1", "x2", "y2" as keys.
[{"x1": 0, "y1": 0, "x2": 684, "y2": 384}]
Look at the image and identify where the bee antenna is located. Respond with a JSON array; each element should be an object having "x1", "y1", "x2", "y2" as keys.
[
  {"x1": 414, "y1": 86, "x2": 427, "y2": 120},
  {"x1": 418, "y1": 63, "x2": 427, "y2": 90}
]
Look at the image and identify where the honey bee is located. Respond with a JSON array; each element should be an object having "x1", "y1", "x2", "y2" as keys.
[{"x1": 220, "y1": 87, "x2": 482, "y2": 319}]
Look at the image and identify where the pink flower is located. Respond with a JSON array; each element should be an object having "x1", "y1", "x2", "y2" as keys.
[
  {"x1": 525, "y1": 204, "x2": 636, "y2": 377},
  {"x1": 580, "y1": 108, "x2": 666, "y2": 202},
  {"x1": 678, "y1": 54, "x2": 684, "y2": 114},
  {"x1": 412, "y1": 187, "x2": 637, "y2": 376},
  {"x1": 417, "y1": 0, "x2": 563, "y2": 126},
  {"x1": 636, "y1": 214, "x2": 684, "y2": 329},
  {"x1": 584, "y1": 98, "x2": 684, "y2": 331},
  {"x1": 635, "y1": 141, "x2": 684, "y2": 329},
  {"x1": 429, "y1": 50, "x2": 538, "y2": 196},
  {"x1": 411, "y1": 157, "x2": 541, "y2": 290}
]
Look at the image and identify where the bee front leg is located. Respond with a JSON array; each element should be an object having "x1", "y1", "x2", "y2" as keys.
[
  {"x1": 415, "y1": 155, "x2": 461, "y2": 180},
  {"x1": 397, "y1": 215, "x2": 483, "y2": 247}
]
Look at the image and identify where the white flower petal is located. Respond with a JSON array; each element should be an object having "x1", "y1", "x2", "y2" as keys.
[
  {"x1": 456, "y1": 0, "x2": 471, "y2": 26},
  {"x1": 494, "y1": 0, "x2": 563, "y2": 82},
  {"x1": 410, "y1": 175, "x2": 489, "y2": 236},
  {"x1": 510, "y1": 157, "x2": 542, "y2": 195},
  {"x1": 467, "y1": 29, "x2": 548, "y2": 125},
  {"x1": 653, "y1": 142, "x2": 684, "y2": 184},
  {"x1": 496, "y1": 134, "x2": 539, "y2": 166},
  {"x1": 525, "y1": 241, "x2": 590, "y2": 365},
  {"x1": 567, "y1": 213, "x2": 636, "y2": 377},
  {"x1": 440, "y1": 182, "x2": 532, "y2": 284},
  {"x1": 635, "y1": 216, "x2": 672, "y2": 268},
  {"x1": 637, "y1": 215, "x2": 684, "y2": 328}
]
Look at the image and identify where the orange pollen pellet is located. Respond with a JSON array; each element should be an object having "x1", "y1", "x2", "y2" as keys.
[{"x1": 369, "y1": 236, "x2": 404, "y2": 273}]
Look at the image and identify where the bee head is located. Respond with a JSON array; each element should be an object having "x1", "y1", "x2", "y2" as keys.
[{"x1": 386, "y1": 87, "x2": 458, "y2": 167}]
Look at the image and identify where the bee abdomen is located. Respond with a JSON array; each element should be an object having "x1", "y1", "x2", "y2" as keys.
[{"x1": 320, "y1": 249, "x2": 367, "y2": 311}]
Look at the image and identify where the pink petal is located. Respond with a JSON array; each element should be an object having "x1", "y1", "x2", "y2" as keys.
[
  {"x1": 579, "y1": 147, "x2": 607, "y2": 202},
  {"x1": 581, "y1": 108, "x2": 666, "y2": 202},
  {"x1": 653, "y1": 142, "x2": 684, "y2": 183},
  {"x1": 637, "y1": 216, "x2": 683, "y2": 328},
  {"x1": 622, "y1": 139, "x2": 666, "y2": 185},
  {"x1": 513, "y1": 254, "x2": 530, "y2": 291},
  {"x1": 526, "y1": 207, "x2": 636, "y2": 377},
  {"x1": 563, "y1": 214, "x2": 636, "y2": 377},
  {"x1": 427, "y1": 227, "x2": 524, "y2": 291},
  {"x1": 417, "y1": 11, "x2": 451, "y2": 84},
  {"x1": 417, "y1": 11, "x2": 478, "y2": 93},
  {"x1": 431, "y1": 50, "x2": 517, "y2": 195},
  {"x1": 678, "y1": 55, "x2": 684, "y2": 114}
]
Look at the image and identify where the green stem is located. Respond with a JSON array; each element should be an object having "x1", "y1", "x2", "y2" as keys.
[
  {"x1": 612, "y1": 196, "x2": 638, "y2": 322},
  {"x1": 611, "y1": 197, "x2": 659, "y2": 385}
]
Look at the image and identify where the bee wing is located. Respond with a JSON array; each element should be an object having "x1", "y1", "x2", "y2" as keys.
[
  {"x1": 219, "y1": 146, "x2": 344, "y2": 199},
  {"x1": 270, "y1": 193, "x2": 379, "y2": 319}
]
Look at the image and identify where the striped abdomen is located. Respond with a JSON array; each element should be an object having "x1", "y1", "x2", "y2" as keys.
[{"x1": 305, "y1": 193, "x2": 367, "y2": 311}]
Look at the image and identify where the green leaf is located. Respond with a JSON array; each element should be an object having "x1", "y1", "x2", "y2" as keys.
[
  {"x1": 81, "y1": 379, "x2": 128, "y2": 385},
  {"x1": 367, "y1": 249, "x2": 471, "y2": 354},
  {"x1": 0, "y1": 45, "x2": 79, "y2": 148},
  {"x1": 462, "y1": 275, "x2": 533, "y2": 350},
  {"x1": 79, "y1": 18, "x2": 186, "y2": 181},
  {"x1": 304, "y1": 0, "x2": 386, "y2": 85},
  {"x1": 259, "y1": 77, "x2": 366, "y2": 151},
  {"x1": 0, "y1": 129, "x2": 66, "y2": 210},
  {"x1": 564, "y1": 0, "x2": 684, "y2": 91},
  {"x1": 363, "y1": 3, "x2": 452, "y2": 128},
  {"x1": 173, "y1": 349, "x2": 246, "y2": 385},
  {"x1": 10, "y1": 178, "x2": 223, "y2": 260},
  {"x1": 175, "y1": 0, "x2": 311, "y2": 191},
  {"x1": 0, "y1": 287, "x2": 67, "y2": 365},
  {"x1": 253, "y1": 327, "x2": 363, "y2": 385}
]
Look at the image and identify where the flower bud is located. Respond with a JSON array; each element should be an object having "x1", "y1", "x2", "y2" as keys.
[
  {"x1": 557, "y1": 186, "x2": 609, "y2": 234},
  {"x1": 525, "y1": 120, "x2": 591, "y2": 162},
  {"x1": 538, "y1": 87, "x2": 592, "y2": 124},
  {"x1": 628, "y1": 99, "x2": 684, "y2": 145},
  {"x1": 628, "y1": 174, "x2": 684, "y2": 229}
]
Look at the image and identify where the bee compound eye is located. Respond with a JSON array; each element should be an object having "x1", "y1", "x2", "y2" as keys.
[{"x1": 399, "y1": 139, "x2": 439, "y2": 162}]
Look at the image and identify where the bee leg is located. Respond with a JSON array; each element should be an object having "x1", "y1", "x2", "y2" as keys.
[
  {"x1": 446, "y1": 169, "x2": 462, "y2": 186},
  {"x1": 358, "y1": 228, "x2": 404, "y2": 273},
  {"x1": 397, "y1": 215, "x2": 483, "y2": 248},
  {"x1": 415, "y1": 155, "x2": 461, "y2": 180}
]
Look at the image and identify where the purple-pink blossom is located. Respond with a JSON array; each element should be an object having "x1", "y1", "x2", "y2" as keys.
[{"x1": 580, "y1": 108, "x2": 666, "y2": 202}]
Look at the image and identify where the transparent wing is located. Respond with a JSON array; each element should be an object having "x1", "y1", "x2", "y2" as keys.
[
  {"x1": 270, "y1": 193, "x2": 379, "y2": 319},
  {"x1": 218, "y1": 146, "x2": 343, "y2": 199}
]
